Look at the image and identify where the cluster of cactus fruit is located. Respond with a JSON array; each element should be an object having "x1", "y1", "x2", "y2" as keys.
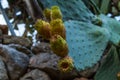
[{"x1": 34, "y1": 6, "x2": 74, "y2": 72}]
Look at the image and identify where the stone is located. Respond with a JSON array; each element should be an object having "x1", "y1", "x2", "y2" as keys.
[
  {"x1": 20, "y1": 69, "x2": 51, "y2": 80},
  {"x1": 29, "y1": 53, "x2": 78, "y2": 80},
  {"x1": 31, "y1": 42, "x2": 51, "y2": 54},
  {"x1": 8, "y1": 44, "x2": 34, "y2": 57},
  {"x1": 0, "y1": 56, "x2": 9, "y2": 80},
  {"x1": 2, "y1": 35, "x2": 32, "y2": 48},
  {"x1": 0, "y1": 44, "x2": 29, "y2": 80},
  {"x1": 29, "y1": 53, "x2": 59, "y2": 70}
]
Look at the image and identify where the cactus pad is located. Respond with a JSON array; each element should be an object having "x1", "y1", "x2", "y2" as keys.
[{"x1": 64, "y1": 20, "x2": 110, "y2": 71}]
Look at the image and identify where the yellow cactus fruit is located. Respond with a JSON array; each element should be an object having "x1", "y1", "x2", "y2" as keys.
[
  {"x1": 34, "y1": 19, "x2": 51, "y2": 39},
  {"x1": 58, "y1": 56, "x2": 74, "y2": 73},
  {"x1": 50, "y1": 19, "x2": 66, "y2": 39},
  {"x1": 51, "y1": 6, "x2": 62, "y2": 20},
  {"x1": 50, "y1": 34, "x2": 68, "y2": 57},
  {"x1": 43, "y1": 8, "x2": 51, "y2": 21}
]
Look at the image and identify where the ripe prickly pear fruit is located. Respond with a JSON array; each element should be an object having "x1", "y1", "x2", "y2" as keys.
[
  {"x1": 58, "y1": 56, "x2": 74, "y2": 73},
  {"x1": 34, "y1": 19, "x2": 51, "y2": 40},
  {"x1": 43, "y1": 8, "x2": 51, "y2": 21},
  {"x1": 50, "y1": 19, "x2": 66, "y2": 39},
  {"x1": 50, "y1": 34, "x2": 68, "y2": 57},
  {"x1": 51, "y1": 6, "x2": 62, "y2": 20}
]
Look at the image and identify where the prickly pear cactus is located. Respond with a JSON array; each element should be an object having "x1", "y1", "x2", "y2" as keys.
[
  {"x1": 64, "y1": 20, "x2": 110, "y2": 71},
  {"x1": 99, "y1": 14, "x2": 120, "y2": 47},
  {"x1": 38, "y1": 0, "x2": 93, "y2": 21}
]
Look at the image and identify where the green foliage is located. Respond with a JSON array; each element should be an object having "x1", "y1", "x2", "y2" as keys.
[{"x1": 94, "y1": 46, "x2": 120, "y2": 80}]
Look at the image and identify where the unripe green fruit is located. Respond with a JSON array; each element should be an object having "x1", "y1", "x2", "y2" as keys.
[{"x1": 50, "y1": 34, "x2": 68, "y2": 57}]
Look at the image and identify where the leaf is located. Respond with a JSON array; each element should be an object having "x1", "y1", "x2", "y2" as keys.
[{"x1": 94, "y1": 46, "x2": 120, "y2": 80}]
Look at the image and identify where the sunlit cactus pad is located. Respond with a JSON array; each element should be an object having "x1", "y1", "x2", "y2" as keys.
[
  {"x1": 64, "y1": 20, "x2": 110, "y2": 71},
  {"x1": 39, "y1": 0, "x2": 93, "y2": 21}
]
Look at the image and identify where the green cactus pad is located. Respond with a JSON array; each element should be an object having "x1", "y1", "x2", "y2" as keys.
[
  {"x1": 94, "y1": 46, "x2": 120, "y2": 80},
  {"x1": 64, "y1": 20, "x2": 110, "y2": 71},
  {"x1": 99, "y1": 14, "x2": 120, "y2": 47},
  {"x1": 38, "y1": 0, "x2": 93, "y2": 21}
]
